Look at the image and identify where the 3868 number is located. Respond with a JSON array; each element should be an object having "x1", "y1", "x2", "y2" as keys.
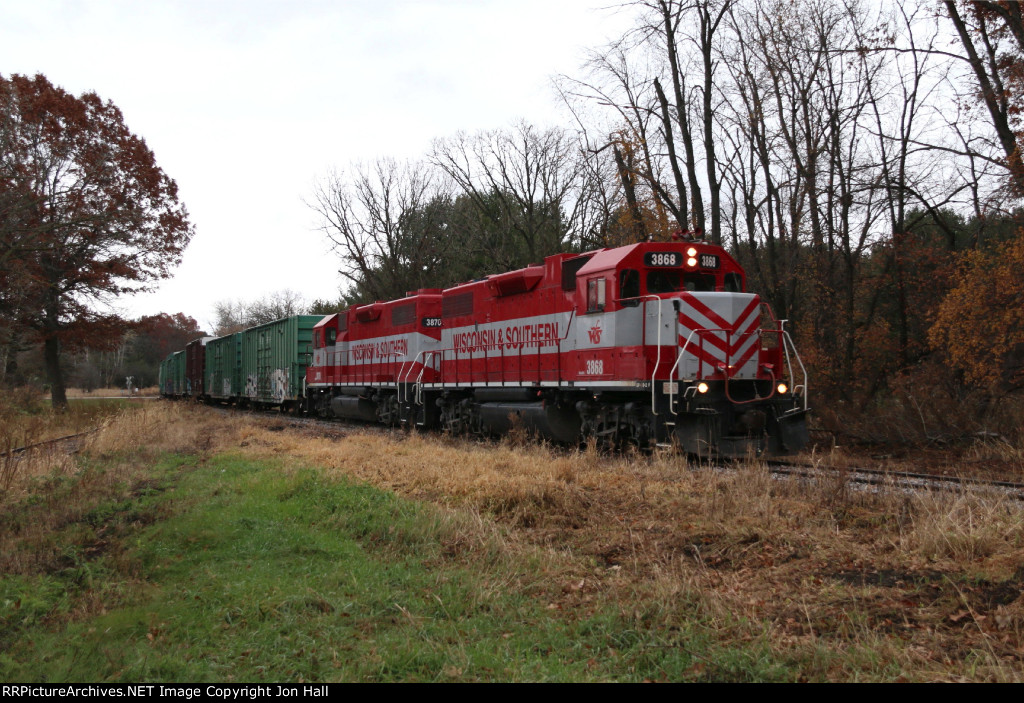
[{"x1": 644, "y1": 252, "x2": 682, "y2": 267}]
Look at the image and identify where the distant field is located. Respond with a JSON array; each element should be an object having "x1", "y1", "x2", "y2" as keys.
[
  {"x1": 67, "y1": 397, "x2": 157, "y2": 410},
  {"x1": 62, "y1": 386, "x2": 159, "y2": 399},
  {"x1": 1, "y1": 402, "x2": 1022, "y2": 682}
]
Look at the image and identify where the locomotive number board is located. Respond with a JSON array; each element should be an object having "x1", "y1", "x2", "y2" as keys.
[
  {"x1": 699, "y1": 254, "x2": 719, "y2": 269},
  {"x1": 644, "y1": 252, "x2": 682, "y2": 267},
  {"x1": 422, "y1": 317, "x2": 442, "y2": 328},
  {"x1": 643, "y1": 252, "x2": 720, "y2": 269}
]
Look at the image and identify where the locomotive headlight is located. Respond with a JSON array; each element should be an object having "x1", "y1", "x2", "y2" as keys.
[
  {"x1": 697, "y1": 382, "x2": 709, "y2": 394},
  {"x1": 686, "y1": 257, "x2": 698, "y2": 267},
  {"x1": 777, "y1": 383, "x2": 788, "y2": 395},
  {"x1": 686, "y1": 247, "x2": 697, "y2": 257}
]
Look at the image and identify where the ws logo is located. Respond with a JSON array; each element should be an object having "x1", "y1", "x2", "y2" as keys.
[{"x1": 587, "y1": 321, "x2": 603, "y2": 345}]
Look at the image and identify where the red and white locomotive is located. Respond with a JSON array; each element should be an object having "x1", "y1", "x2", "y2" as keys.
[{"x1": 305, "y1": 238, "x2": 809, "y2": 456}]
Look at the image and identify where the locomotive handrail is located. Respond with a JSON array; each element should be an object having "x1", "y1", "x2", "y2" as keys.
[
  {"x1": 403, "y1": 349, "x2": 437, "y2": 405},
  {"x1": 668, "y1": 324, "x2": 809, "y2": 413},
  {"x1": 410, "y1": 309, "x2": 577, "y2": 390},
  {"x1": 669, "y1": 327, "x2": 724, "y2": 415},
  {"x1": 668, "y1": 346, "x2": 687, "y2": 415},
  {"x1": 781, "y1": 330, "x2": 809, "y2": 410},
  {"x1": 759, "y1": 303, "x2": 809, "y2": 410},
  {"x1": 398, "y1": 351, "x2": 425, "y2": 404},
  {"x1": 413, "y1": 351, "x2": 432, "y2": 405},
  {"x1": 331, "y1": 347, "x2": 408, "y2": 391}
]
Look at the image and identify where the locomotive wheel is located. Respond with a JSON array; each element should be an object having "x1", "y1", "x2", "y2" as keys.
[{"x1": 375, "y1": 393, "x2": 400, "y2": 426}]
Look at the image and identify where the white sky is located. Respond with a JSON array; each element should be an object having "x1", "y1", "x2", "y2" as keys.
[{"x1": 0, "y1": 0, "x2": 633, "y2": 332}]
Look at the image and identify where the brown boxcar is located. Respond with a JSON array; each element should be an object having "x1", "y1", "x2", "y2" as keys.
[{"x1": 184, "y1": 336, "x2": 215, "y2": 398}]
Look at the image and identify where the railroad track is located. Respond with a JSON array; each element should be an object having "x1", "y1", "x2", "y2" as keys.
[
  {"x1": 765, "y1": 459, "x2": 1024, "y2": 501},
  {"x1": 195, "y1": 402, "x2": 1024, "y2": 501},
  {"x1": 0, "y1": 429, "x2": 99, "y2": 459}
]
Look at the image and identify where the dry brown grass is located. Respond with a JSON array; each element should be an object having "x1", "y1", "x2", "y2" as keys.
[
  {"x1": 0, "y1": 389, "x2": 115, "y2": 497},
  {"x1": 0, "y1": 393, "x2": 210, "y2": 496},
  {"x1": 6, "y1": 401, "x2": 1024, "y2": 681},
  {"x1": 59, "y1": 386, "x2": 159, "y2": 398},
  {"x1": 0, "y1": 402, "x2": 259, "y2": 604},
  {"x1": 904, "y1": 491, "x2": 1024, "y2": 563},
  {"x1": 0, "y1": 435, "x2": 79, "y2": 496},
  {"x1": 85, "y1": 402, "x2": 241, "y2": 458}
]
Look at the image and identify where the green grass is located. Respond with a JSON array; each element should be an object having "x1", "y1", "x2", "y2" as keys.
[{"x1": 0, "y1": 451, "x2": 795, "y2": 682}]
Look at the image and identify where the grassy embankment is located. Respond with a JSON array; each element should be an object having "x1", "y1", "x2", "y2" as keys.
[{"x1": 1, "y1": 396, "x2": 1022, "y2": 681}]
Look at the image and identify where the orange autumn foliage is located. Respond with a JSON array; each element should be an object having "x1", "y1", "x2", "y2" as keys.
[{"x1": 930, "y1": 228, "x2": 1024, "y2": 388}]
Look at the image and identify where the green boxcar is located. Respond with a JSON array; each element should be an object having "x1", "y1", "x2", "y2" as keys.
[
  {"x1": 241, "y1": 316, "x2": 321, "y2": 407},
  {"x1": 173, "y1": 350, "x2": 186, "y2": 395},
  {"x1": 160, "y1": 350, "x2": 186, "y2": 396},
  {"x1": 159, "y1": 354, "x2": 171, "y2": 396},
  {"x1": 205, "y1": 332, "x2": 243, "y2": 402}
]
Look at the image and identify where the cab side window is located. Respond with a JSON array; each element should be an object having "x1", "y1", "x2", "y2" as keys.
[
  {"x1": 619, "y1": 269, "x2": 640, "y2": 300},
  {"x1": 724, "y1": 273, "x2": 743, "y2": 292},
  {"x1": 587, "y1": 278, "x2": 606, "y2": 312}
]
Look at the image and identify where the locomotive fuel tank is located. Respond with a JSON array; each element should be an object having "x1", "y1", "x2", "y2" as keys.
[
  {"x1": 330, "y1": 395, "x2": 380, "y2": 422},
  {"x1": 476, "y1": 401, "x2": 582, "y2": 444}
]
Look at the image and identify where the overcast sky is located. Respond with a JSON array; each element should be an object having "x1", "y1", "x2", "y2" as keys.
[{"x1": 1, "y1": 0, "x2": 633, "y2": 332}]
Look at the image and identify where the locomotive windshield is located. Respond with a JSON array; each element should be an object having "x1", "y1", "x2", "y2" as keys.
[{"x1": 646, "y1": 270, "x2": 716, "y2": 294}]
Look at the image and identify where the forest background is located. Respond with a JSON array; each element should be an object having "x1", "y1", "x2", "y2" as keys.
[{"x1": 2, "y1": 0, "x2": 1023, "y2": 446}]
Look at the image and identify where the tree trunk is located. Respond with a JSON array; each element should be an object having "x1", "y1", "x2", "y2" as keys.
[
  {"x1": 612, "y1": 145, "x2": 648, "y2": 242},
  {"x1": 944, "y1": 0, "x2": 1024, "y2": 194},
  {"x1": 44, "y1": 333, "x2": 67, "y2": 411},
  {"x1": 659, "y1": 0, "x2": 705, "y2": 234},
  {"x1": 653, "y1": 78, "x2": 690, "y2": 229}
]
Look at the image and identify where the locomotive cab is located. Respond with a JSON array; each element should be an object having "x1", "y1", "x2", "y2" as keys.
[
  {"x1": 309, "y1": 313, "x2": 344, "y2": 385},
  {"x1": 307, "y1": 292, "x2": 444, "y2": 426},
  {"x1": 572, "y1": 241, "x2": 808, "y2": 457},
  {"x1": 572, "y1": 242, "x2": 746, "y2": 309}
]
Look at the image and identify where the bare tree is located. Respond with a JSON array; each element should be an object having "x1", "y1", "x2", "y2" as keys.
[
  {"x1": 944, "y1": 0, "x2": 1024, "y2": 194},
  {"x1": 560, "y1": 56, "x2": 658, "y2": 242},
  {"x1": 245, "y1": 289, "x2": 309, "y2": 325},
  {"x1": 563, "y1": 1, "x2": 733, "y2": 243},
  {"x1": 431, "y1": 121, "x2": 600, "y2": 270},
  {"x1": 212, "y1": 290, "x2": 310, "y2": 335},
  {"x1": 309, "y1": 159, "x2": 455, "y2": 303},
  {"x1": 211, "y1": 299, "x2": 248, "y2": 336}
]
